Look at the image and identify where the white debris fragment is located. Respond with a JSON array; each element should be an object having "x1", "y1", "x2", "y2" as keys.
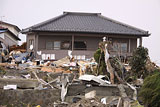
[
  {"x1": 79, "y1": 74, "x2": 111, "y2": 85},
  {"x1": 101, "y1": 97, "x2": 107, "y2": 104},
  {"x1": 85, "y1": 90, "x2": 96, "y2": 99},
  {"x1": 68, "y1": 50, "x2": 72, "y2": 58},
  {"x1": 4, "y1": 85, "x2": 17, "y2": 90},
  {"x1": 37, "y1": 51, "x2": 42, "y2": 55}
]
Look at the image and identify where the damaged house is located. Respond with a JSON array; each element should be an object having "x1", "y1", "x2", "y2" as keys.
[
  {"x1": 0, "y1": 21, "x2": 21, "y2": 48},
  {"x1": 21, "y1": 12, "x2": 150, "y2": 60}
]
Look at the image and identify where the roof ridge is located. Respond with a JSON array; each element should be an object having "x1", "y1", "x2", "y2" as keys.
[
  {"x1": 63, "y1": 11, "x2": 101, "y2": 16},
  {"x1": 98, "y1": 14, "x2": 149, "y2": 34}
]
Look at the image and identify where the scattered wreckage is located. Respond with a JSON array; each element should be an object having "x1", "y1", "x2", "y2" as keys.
[{"x1": 0, "y1": 42, "x2": 159, "y2": 107}]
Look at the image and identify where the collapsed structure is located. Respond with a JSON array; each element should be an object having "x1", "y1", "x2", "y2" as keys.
[
  {"x1": 0, "y1": 21, "x2": 21, "y2": 47},
  {"x1": 1, "y1": 40, "x2": 159, "y2": 107},
  {"x1": 0, "y1": 21, "x2": 21, "y2": 63}
]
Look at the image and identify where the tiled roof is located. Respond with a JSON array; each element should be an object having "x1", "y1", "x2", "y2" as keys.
[{"x1": 22, "y1": 12, "x2": 150, "y2": 36}]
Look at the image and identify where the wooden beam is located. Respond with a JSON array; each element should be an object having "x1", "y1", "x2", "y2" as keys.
[
  {"x1": 139, "y1": 37, "x2": 142, "y2": 47},
  {"x1": 72, "y1": 35, "x2": 74, "y2": 51},
  {"x1": 128, "y1": 39, "x2": 131, "y2": 53}
]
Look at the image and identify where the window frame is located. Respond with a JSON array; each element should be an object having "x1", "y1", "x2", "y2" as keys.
[
  {"x1": 120, "y1": 43, "x2": 127, "y2": 52},
  {"x1": 46, "y1": 42, "x2": 53, "y2": 50},
  {"x1": 112, "y1": 42, "x2": 128, "y2": 52},
  {"x1": 53, "y1": 41, "x2": 61, "y2": 50}
]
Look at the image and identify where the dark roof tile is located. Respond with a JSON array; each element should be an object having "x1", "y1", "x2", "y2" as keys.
[{"x1": 22, "y1": 12, "x2": 149, "y2": 36}]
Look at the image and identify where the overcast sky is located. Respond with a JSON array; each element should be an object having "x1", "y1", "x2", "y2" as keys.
[{"x1": 0, "y1": 0, "x2": 160, "y2": 65}]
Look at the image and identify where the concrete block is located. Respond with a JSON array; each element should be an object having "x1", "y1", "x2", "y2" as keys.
[{"x1": 85, "y1": 90, "x2": 96, "y2": 99}]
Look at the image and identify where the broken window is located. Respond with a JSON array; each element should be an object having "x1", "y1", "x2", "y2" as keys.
[
  {"x1": 74, "y1": 41, "x2": 87, "y2": 50},
  {"x1": 61, "y1": 41, "x2": 71, "y2": 50}
]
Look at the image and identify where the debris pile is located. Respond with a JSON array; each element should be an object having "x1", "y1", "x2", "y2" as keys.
[
  {"x1": 0, "y1": 41, "x2": 159, "y2": 107},
  {"x1": 9, "y1": 42, "x2": 27, "y2": 52},
  {"x1": 70, "y1": 97, "x2": 106, "y2": 107}
]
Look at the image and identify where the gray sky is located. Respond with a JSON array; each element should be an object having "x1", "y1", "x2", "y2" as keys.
[{"x1": 0, "y1": 0, "x2": 160, "y2": 65}]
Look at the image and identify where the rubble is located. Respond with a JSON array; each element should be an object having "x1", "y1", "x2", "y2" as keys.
[
  {"x1": 69, "y1": 97, "x2": 106, "y2": 107},
  {"x1": 0, "y1": 41, "x2": 159, "y2": 107},
  {"x1": 9, "y1": 42, "x2": 27, "y2": 52}
]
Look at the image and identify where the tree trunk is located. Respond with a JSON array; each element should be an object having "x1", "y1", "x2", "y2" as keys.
[
  {"x1": 107, "y1": 59, "x2": 114, "y2": 84},
  {"x1": 115, "y1": 71, "x2": 124, "y2": 83}
]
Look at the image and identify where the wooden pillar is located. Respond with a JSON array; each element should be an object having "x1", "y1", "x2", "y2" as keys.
[
  {"x1": 72, "y1": 35, "x2": 74, "y2": 51},
  {"x1": 128, "y1": 39, "x2": 131, "y2": 53},
  {"x1": 36, "y1": 34, "x2": 39, "y2": 58},
  {"x1": 34, "y1": 34, "x2": 38, "y2": 58},
  {"x1": 139, "y1": 37, "x2": 142, "y2": 47},
  {"x1": 107, "y1": 36, "x2": 109, "y2": 42}
]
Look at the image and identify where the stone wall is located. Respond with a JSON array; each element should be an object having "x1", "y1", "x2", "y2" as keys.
[{"x1": 0, "y1": 89, "x2": 61, "y2": 107}]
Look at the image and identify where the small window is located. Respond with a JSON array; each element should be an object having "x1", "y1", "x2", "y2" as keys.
[
  {"x1": 46, "y1": 42, "x2": 53, "y2": 50},
  {"x1": 121, "y1": 43, "x2": 127, "y2": 52},
  {"x1": 54, "y1": 41, "x2": 61, "y2": 50},
  {"x1": 74, "y1": 41, "x2": 87, "y2": 50},
  {"x1": 112, "y1": 42, "x2": 127, "y2": 52},
  {"x1": 113, "y1": 42, "x2": 121, "y2": 51}
]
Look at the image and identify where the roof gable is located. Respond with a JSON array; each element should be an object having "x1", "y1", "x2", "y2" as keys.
[
  {"x1": 22, "y1": 12, "x2": 150, "y2": 36},
  {"x1": 0, "y1": 21, "x2": 21, "y2": 32}
]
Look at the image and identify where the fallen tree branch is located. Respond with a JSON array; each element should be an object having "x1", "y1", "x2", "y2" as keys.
[
  {"x1": 114, "y1": 71, "x2": 124, "y2": 84},
  {"x1": 32, "y1": 70, "x2": 55, "y2": 89}
]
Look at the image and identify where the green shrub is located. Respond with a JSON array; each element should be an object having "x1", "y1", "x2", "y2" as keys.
[
  {"x1": 139, "y1": 70, "x2": 160, "y2": 107},
  {"x1": 94, "y1": 48, "x2": 106, "y2": 75},
  {"x1": 129, "y1": 46, "x2": 148, "y2": 78}
]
